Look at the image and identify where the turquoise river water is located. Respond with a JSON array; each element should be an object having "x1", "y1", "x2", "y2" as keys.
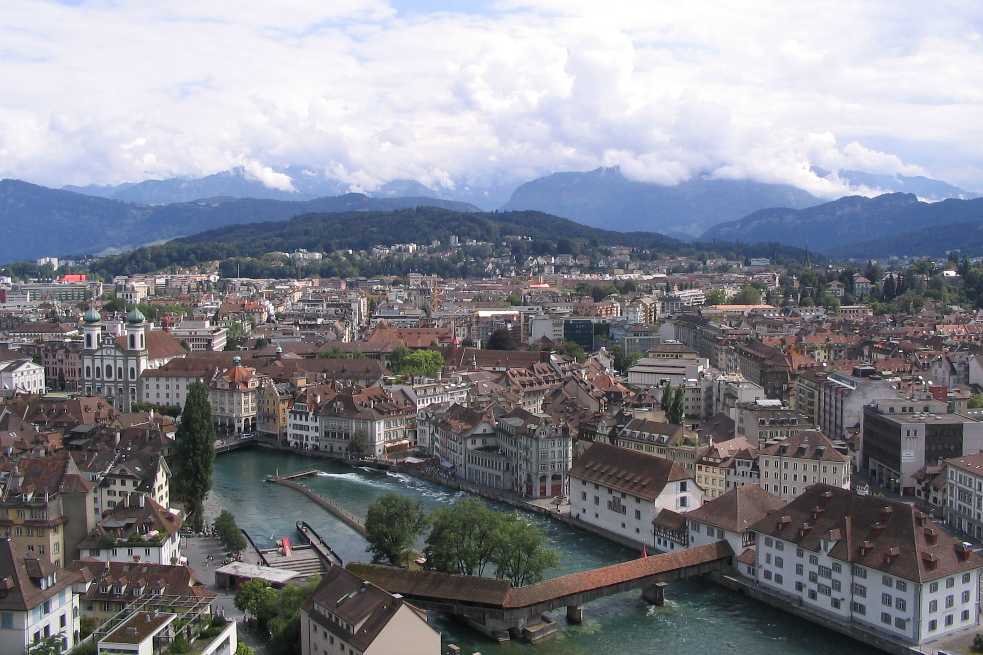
[{"x1": 209, "y1": 449, "x2": 872, "y2": 654}]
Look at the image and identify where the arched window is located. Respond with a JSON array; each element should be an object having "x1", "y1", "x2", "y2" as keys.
[
  {"x1": 105, "y1": 364, "x2": 112, "y2": 379},
  {"x1": 85, "y1": 366, "x2": 91, "y2": 378},
  {"x1": 85, "y1": 334, "x2": 92, "y2": 349},
  {"x1": 117, "y1": 367, "x2": 123, "y2": 380},
  {"x1": 130, "y1": 367, "x2": 136, "y2": 380},
  {"x1": 94, "y1": 366, "x2": 100, "y2": 379},
  {"x1": 129, "y1": 335, "x2": 135, "y2": 350}
]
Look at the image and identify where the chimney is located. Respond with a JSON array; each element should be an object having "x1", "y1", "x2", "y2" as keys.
[
  {"x1": 924, "y1": 527, "x2": 938, "y2": 545},
  {"x1": 916, "y1": 511, "x2": 927, "y2": 527},
  {"x1": 859, "y1": 539, "x2": 874, "y2": 556},
  {"x1": 115, "y1": 431, "x2": 121, "y2": 446},
  {"x1": 799, "y1": 523, "x2": 812, "y2": 538},
  {"x1": 956, "y1": 542, "x2": 973, "y2": 561}
]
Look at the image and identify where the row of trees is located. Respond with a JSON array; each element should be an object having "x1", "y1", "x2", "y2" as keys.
[{"x1": 365, "y1": 495, "x2": 558, "y2": 587}]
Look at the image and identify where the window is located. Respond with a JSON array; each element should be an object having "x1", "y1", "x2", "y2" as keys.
[
  {"x1": 947, "y1": 577, "x2": 955, "y2": 589},
  {"x1": 894, "y1": 617, "x2": 905, "y2": 629},
  {"x1": 832, "y1": 562, "x2": 841, "y2": 573},
  {"x1": 881, "y1": 612, "x2": 891, "y2": 625},
  {"x1": 853, "y1": 583, "x2": 866, "y2": 597},
  {"x1": 946, "y1": 594, "x2": 954, "y2": 609},
  {"x1": 962, "y1": 590, "x2": 971, "y2": 604},
  {"x1": 963, "y1": 610, "x2": 971, "y2": 622},
  {"x1": 945, "y1": 614, "x2": 954, "y2": 626},
  {"x1": 831, "y1": 598, "x2": 841, "y2": 610},
  {"x1": 796, "y1": 564, "x2": 804, "y2": 575},
  {"x1": 963, "y1": 573, "x2": 972, "y2": 584},
  {"x1": 882, "y1": 575, "x2": 892, "y2": 586},
  {"x1": 930, "y1": 581, "x2": 939, "y2": 593},
  {"x1": 775, "y1": 574, "x2": 783, "y2": 585},
  {"x1": 882, "y1": 593, "x2": 892, "y2": 606},
  {"x1": 795, "y1": 582, "x2": 804, "y2": 592},
  {"x1": 895, "y1": 580, "x2": 906, "y2": 592},
  {"x1": 809, "y1": 554, "x2": 818, "y2": 565},
  {"x1": 852, "y1": 602, "x2": 866, "y2": 615},
  {"x1": 775, "y1": 541, "x2": 784, "y2": 552},
  {"x1": 853, "y1": 565, "x2": 867, "y2": 579},
  {"x1": 929, "y1": 619, "x2": 937, "y2": 631},
  {"x1": 930, "y1": 599, "x2": 938, "y2": 613},
  {"x1": 895, "y1": 598, "x2": 906, "y2": 612},
  {"x1": 765, "y1": 537, "x2": 773, "y2": 547},
  {"x1": 808, "y1": 589, "x2": 817, "y2": 600},
  {"x1": 775, "y1": 557, "x2": 783, "y2": 568}
]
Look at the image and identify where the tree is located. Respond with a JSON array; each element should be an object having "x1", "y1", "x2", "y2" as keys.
[
  {"x1": 213, "y1": 510, "x2": 247, "y2": 553},
  {"x1": 172, "y1": 381, "x2": 216, "y2": 532},
  {"x1": 235, "y1": 645, "x2": 255, "y2": 655},
  {"x1": 425, "y1": 499, "x2": 504, "y2": 576},
  {"x1": 611, "y1": 346, "x2": 640, "y2": 373},
  {"x1": 28, "y1": 637, "x2": 65, "y2": 655},
  {"x1": 660, "y1": 382, "x2": 673, "y2": 413},
  {"x1": 485, "y1": 328, "x2": 517, "y2": 350},
  {"x1": 365, "y1": 494, "x2": 428, "y2": 565},
  {"x1": 704, "y1": 288, "x2": 727, "y2": 305},
  {"x1": 388, "y1": 344, "x2": 411, "y2": 371},
  {"x1": 493, "y1": 514, "x2": 559, "y2": 587},
  {"x1": 557, "y1": 341, "x2": 586, "y2": 363},
  {"x1": 397, "y1": 349, "x2": 444, "y2": 378},
  {"x1": 253, "y1": 337, "x2": 270, "y2": 350},
  {"x1": 235, "y1": 579, "x2": 279, "y2": 625},
  {"x1": 970, "y1": 394, "x2": 983, "y2": 410},
  {"x1": 732, "y1": 285, "x2": 762, "y2": 305},
  {"x1": 668, "y1": 385, "x2": 685, "y2": 424}
]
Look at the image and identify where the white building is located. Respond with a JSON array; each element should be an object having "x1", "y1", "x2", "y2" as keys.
[
  {"x1": 0, "y1": 538, "x2": 88, "y2": 654},
  {"x1": 685, "y1": 485, "x2": 784, "y2": 563},
  {"x1": 78, "y1": 497, "x2": 183, "y2": 566},
  {"x1": 626, "y1": 343, "x2": 707, "y2": 388},
  {"x1": 569, "y1": 443, "x2": 702, "y2": 549},
  {"x1": 0, "y1": 359, "x2": 45, "y2": 394},
  {"x1": 944, "y1": 452, "x2": 983, "y2": 540},
  {"x1": 169, "y1": 318, "x2": 228, "y2": 352},
  {"x1": 300, "y1": 565, "x2": 439, "y2": 655},
  {"x1": 751, "y1": 485, "x2": 983, "y2": 647},
  {"x1": 758, "y1": 430, "x2": 851, "y2": 499}
]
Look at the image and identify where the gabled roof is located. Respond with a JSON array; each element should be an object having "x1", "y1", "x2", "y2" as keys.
[
  {"x1": 686, "y1": 485, "x2": 785, "y2": 533},
  {"x1": 750, "y1": 484, "x2": 983, "y2": 583},
  {"x1": 0, "y1": 538, "x2": 82, "y2": 611},
  {"x1": 569, "y1": 442, "x2": 690, "y2": 502}
]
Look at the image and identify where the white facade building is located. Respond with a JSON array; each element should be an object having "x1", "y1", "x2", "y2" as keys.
[{"x1": 0, "y1": 359, "x2": 45, "y2": 394}]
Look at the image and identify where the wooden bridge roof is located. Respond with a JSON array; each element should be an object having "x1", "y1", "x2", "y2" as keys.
[{"x1": 347, "y1": 541, "x2": 732, "y2": 609}]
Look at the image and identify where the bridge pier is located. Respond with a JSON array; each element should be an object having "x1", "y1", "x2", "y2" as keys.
[
  {"x1": 643, "y1": 582, "x2": 667, "y2": 606},
  {"x1": 566, "y1": 605, "x2": 583, "y2": 624}
]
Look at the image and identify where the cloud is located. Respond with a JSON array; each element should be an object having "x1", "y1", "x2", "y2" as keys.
[
  {"x1": 241, "y1": 159, "x2": 296, "y2": 192},
  {"x1": 1, "y1": 0, "x2": 981, "y2": 196}
]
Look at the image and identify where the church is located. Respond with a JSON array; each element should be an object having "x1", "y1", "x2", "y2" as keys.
[{"x1": 81, "y1": 307, "x2": 185, "y2": 412}]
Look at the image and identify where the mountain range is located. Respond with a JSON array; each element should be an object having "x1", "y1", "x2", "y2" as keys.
[
  {"x1": 703, "y1": 193, "x2": 983, "y2": 256},
  {"x1": 0, "y1": 179, "x2": 476, "y2": 263}
]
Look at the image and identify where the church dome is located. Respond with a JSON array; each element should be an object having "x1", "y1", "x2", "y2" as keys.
[
  {"x1": 83, "y1": 308, "x2": 101, "y2": 324},
  {"x1": 126, "y1": 307, "x2": 146, "y2": 325}
]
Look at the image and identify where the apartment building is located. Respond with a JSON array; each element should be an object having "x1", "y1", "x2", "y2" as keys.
[
  {"x1": 758, "y1": 430, "x2": 851, "y2": 499},
  {"x1": 944, "y1": 452, "x2": 983, "y2": 540},
  {"x1": 569, "y1": 443, "x2": 702, "y2": 549},
  {"x1": 169, "y1": 318, "x2": 228, "y2": 352},
  {"x1": 751, "y1": 485, "x2": 983, "y2": 647}
]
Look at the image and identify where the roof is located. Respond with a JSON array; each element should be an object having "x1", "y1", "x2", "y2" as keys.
[
  {"x1": 215, "y1": 562, "x2": 299, "y2": 585},
  {"x1": 103, "y1": 611, "x2": 176, "y2": 645},
  {"x1": 945, "y1": 452, "x2": 983, "y2": 476},
  {"x1": 758, "y1": 430, "x2": 848, "y2": 462},
  {"x1": 685, "y1": 485, "x2": 785, "y2": 533},
  {"x1": 569, "y1": 442, "x2": 691, "y2": 501},
  {"x1": 304, "y1": 565, "x2": 425, "y2": 652},
  {"x1": 71, "y1": 560, "x2": 211, "y2": 602},
  {"x1": 750, "y1": 484, "x2": 983, "y2": 583},
  {"x1": 0, "y1": 538, "x2": 82, "y2": 611}
]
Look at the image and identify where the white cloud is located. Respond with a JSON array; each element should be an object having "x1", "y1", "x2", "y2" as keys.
[
  {"x1": 241, "y1": 160, "x2": 296, "y2": 192},
  {"x1": 1, "y1": 0, "x2": 981, "y2": 196}
]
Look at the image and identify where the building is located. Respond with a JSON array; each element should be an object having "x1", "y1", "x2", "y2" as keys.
[
  {"x1": 0, "y1": 538, "x2": 88, "y2": 654},
  {"x1": 300, "y1": 565, "x2": 440, "y2": 655},
  {"x1": 81, "y1": 308, "x2": 185, "y2": 412},
  {"x1": 71, "y1": 561, "x2": 212, "y2": 624},
  {"x1": 686, "y1": 485, "x2": 784, "y2": 563},
  {"x1": 733, "y1": 341, "x2": 791, "y2": 401},
  {"x1": 208, "y1": 356, "x2": 261, "y2": 435},
  {"x1": 0, "y1": 359, "x2": 45, "y2": 394},
  {"x1": 0, "y1": 453, "x2": 96, "y2": 567},
  {"x1": 943, "y1": 452, "x2": 983, "y2": 540},
  {"x1": 734, "y1": 399, "x2": 812, "y2": 447},
  {"x1": 817, "y1": 369, "x2": 901, "y2": 441},
  {"x1": 751, "y1": 485, "x2": 983, "y2": 647},
  {"x1": 613, "y1": 417, "x2": 704, "y2": 474},
  {"x1": 758, "y1": 430, "x2": 851, "y2": 499},
  {"x1": 78, "y1": 496, "x2": 182, "y2": 566},
  {"x1": 569, "y1": 443, "x2": 702, "y2": 549},
  {"x1": 862, "y1": 398, "x2": 983, "y2": 495},
  {"x1": 626, "y1": 343, "x2": 707, "y2": 387},
  {"x1": 496, "y1": 408, "x2": 571, "y2": 499},
  {"x1": 169, "y1": 318, "x2": 228, "y2": 352}
]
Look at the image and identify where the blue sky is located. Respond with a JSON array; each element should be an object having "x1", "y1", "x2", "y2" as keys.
[{"x1": 2, "y1": 1, "x2": 981, "y2": 196}]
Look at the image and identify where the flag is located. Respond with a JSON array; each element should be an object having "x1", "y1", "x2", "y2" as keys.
[{"x1": 642, "y1": 545, "x2": 648, "y2": 558}]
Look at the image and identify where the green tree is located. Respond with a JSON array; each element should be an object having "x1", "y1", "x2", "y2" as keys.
[
  {"x1": 172, "y1": 381, "x2": 216, "y2": 532},
  {"x1": 235, "y1": 645, "x2": 255, "y2": 655},
  {"x1": 660, "y1": 381, "x2": 673, "y2": 413},
  {"x1": 704, "y1": 288, "x2": 727, "y2": 305},
  {"x1": 425, "y1": 499, "x2": 504, "y2": 576},
  {"x1": 732, "y1": 285, "x2": 762, "y2": 305},
  {"x1": 558, "y1": 340, "x2": 587, "y2": 363},
  {"x1": 397, "y1": 349, "x2": 444, "y2": 378},
  {"x1": 235, "y1": 579, "x2": 279, "y2": 625},
  {"x1": 493, "y1": 514, "x2": 559, "y2": 586},
  {"x1": 970, "y1": 395, "x2": 983, "y2": 410},
  {"x1": 268, "y1": 577, "x2": 321, "y2": 655},
  {"x1": 28, "y1": 637, "x2": 65, "y2": 655},
  {"x1": 388, "y1": 344, "x2": 411, "y2": 370},
  {"x1": 213, "y1": 510, "x2": 247, "y2": 553},
  {"x1": 668, "y1": 386, "x2": 685, "y2": 424},
  {"x1": 365, "y1": 494, "x2": 428, "y2": 565},
  {"x1": 485, "y1": 328, "x2": 518, "y2": 350}
]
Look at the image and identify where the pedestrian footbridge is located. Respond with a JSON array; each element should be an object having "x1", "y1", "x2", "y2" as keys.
[{"x1": 348, "y1": 540, "x2": 733, "y2": 642}]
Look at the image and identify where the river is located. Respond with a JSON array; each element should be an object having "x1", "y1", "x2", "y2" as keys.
[{"x1": 209, "y1": 449, "x2": 872, "y2": 654}]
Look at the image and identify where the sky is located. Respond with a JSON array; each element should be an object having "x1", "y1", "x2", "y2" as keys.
[{"x1": 2, "y1": 0, "x2": 982, "y2": 197}]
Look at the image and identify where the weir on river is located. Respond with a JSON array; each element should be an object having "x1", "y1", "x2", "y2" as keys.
[{"x1": 210, "y1": 449, "x2": 875, "y2": 655}]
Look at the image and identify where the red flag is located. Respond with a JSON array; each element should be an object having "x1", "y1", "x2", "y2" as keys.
[{"x1": 642, "y1": 545, "x2": 648, "y2": 558}]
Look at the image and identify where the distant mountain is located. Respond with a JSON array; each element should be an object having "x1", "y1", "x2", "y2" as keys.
[
  {"x1": 0, "y1": 179, "x2": 478, "y2": 263},
  {"x1": 830, "y1": 221, "x2": 983, "y2": 259},
  {"x1": 832, "y1": 169, "x2": 978, "y2": 201},
  {"x1": 501, "y1": 167, "x2": 820, "y2": 237},
  {"x1": 64, "y1": 166, "x2": 515, "y2": 211},
  {"x1": 89, "y1": 207, "x2": 816, "y2": 279},
  {"x1": 702, "y1": 193, "x2": 983, "y2": 254},
  {"x1": 63, "y1": 165, "x2": 349, "y2": 204}
]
